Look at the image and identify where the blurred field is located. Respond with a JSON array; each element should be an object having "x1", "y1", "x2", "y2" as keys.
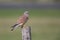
[{"x1": 0, "y1": 9, "x2": 60, "y2": 40}]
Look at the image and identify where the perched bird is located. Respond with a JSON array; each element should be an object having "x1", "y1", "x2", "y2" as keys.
[{"x1": 11, "y1": 11, "x2": 29, "y2": 31}]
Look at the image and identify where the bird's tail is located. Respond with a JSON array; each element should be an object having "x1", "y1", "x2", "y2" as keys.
[{"x1": 11, "y1": 24, "x2": 19, "y2": 31}]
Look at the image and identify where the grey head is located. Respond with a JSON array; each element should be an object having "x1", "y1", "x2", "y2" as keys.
[{"x1": 24, "y1": 11, "x2": 29, "y2": 17}]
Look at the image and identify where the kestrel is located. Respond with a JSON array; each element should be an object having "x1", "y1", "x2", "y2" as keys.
[{"x1": 11, "y1": 11, "x2": 29, "y2": 31}]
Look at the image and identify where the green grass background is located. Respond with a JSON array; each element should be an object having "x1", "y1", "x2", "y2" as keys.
[{"x1": 0, "y1": 9, "x2": 60, "y2": 40}]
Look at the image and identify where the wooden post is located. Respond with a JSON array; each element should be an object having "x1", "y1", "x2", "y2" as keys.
[{"x1": 22, "y1": 26, "x2": 31, "y2": 40}]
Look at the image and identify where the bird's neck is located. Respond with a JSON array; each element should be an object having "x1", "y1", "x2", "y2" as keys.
[{"x1": 24, "y1": 14, "x2": 29, "y2": 17}]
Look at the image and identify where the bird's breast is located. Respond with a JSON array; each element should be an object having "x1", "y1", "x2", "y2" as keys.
[{"x1": 17, "y1": 16, "x2": 28, "y2": 24}]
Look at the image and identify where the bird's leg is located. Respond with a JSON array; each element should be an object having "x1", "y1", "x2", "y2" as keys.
[{"x1": 21, "y1": 25, "x2": 24, "y2": 28}]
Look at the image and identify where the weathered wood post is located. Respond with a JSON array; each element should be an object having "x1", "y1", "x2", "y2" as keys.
[{"x1": 22, "y1": 26, "x2": 31, "y2": 40}]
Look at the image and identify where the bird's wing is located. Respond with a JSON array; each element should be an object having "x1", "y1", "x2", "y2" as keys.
[{"x1": 17, "y1": 15, "x2": 28, "y2": 24}]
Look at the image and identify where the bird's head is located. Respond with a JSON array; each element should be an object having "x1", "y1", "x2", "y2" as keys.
[{"x1": 24, "y1": 11, "x2": 29, "y2": 17}]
